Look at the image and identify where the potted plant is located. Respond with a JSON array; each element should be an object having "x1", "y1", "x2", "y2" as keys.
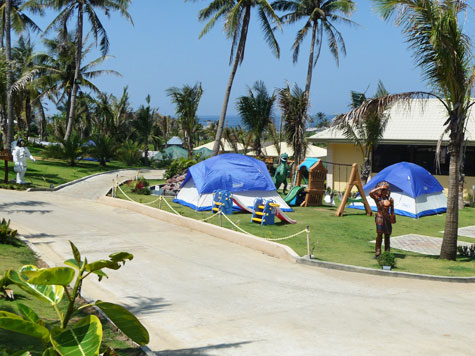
[{"x1": 377, "y1": 252, "x2": 396, "y2": 271}]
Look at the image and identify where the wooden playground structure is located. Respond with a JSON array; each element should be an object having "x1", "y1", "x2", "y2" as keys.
[
  {"x1": 295, "y1": 159, "x2": 327, "y2": 207},
  {"x1": 334, "y1": 163, "x2": 372, "y2": 217}
]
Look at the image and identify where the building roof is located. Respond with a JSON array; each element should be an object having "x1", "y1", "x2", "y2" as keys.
[
  {"x1": 248, "y1": 142, "x2": 327, "y2": 158},
  {"x1": 194, "y1": 140, "x2": 244, "y2": 152},
  {"x1": 309, "y1": 99, "x2": 475, "y2": 145},
  {"x1": 167, "y1": 136, "x2": 184, "y2": 145}
]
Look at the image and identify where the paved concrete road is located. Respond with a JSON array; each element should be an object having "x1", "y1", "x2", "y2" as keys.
[{"x1": 1, "y1": 170, "x2": 474, "y2": 356}]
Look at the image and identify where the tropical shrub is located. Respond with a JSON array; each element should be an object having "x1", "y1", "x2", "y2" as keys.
[
  {"x1": 88, "y1": 135, "x2": 118, "y2": 166},
  {"x1": 377, "y1": 252, "x2": 396, "y2": 267},
  {"x1": 0, "y1": 241, "x2": 149, "y2": 355},
  {"x1": 165, "y1": 158, "x2": 196, "y2": 179},
  {"x1": 457, "y1": 244, "x2": 475, "y2": 257},
  {"x1": 117, "y1": 140, "x2": 142, "y2": 166},
  {"x1": 131, "y1": 176, "x2": 150, "y2": 195},
  {"x1": 0, "y1": 219, "x2": 17, "y2": 245},
  {"x1": 46, "y1": 134, "x2": 85, "y2": 167}
]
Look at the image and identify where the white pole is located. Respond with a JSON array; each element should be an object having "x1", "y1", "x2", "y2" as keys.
[{"x1": 306, "y1": 225, "x2": 311, "y2": 259}]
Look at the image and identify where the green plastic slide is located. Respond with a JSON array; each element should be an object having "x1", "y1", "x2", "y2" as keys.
[{"x1": 283, "y1": 186, "x2": 305, "y2": 204}]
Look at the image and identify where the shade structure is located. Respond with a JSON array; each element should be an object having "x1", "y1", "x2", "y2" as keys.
[
  {"x1": 349, "y1": 162, "x2": 447, "y2": 218},
  {"x1": 193, "y1": 146, "x2": 212, "y2": 159},
  {"x1": 153, "y1": 146, "x2": 188, "y2": 160},
  {"x1": 174, "y1": 153, "x2": 292, "y2": 211}
]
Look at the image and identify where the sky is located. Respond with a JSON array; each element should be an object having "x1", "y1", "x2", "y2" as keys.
[{"x1": 23, "y1": 0, "x2": 473, "y2": 118}]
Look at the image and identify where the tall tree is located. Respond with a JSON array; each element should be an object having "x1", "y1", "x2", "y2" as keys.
[
  {"x1": 278, "y1": 83, "x2": 308, "y2": 170},
  {"x1": 272, "y1": 0, "x2": 356, "y2": 105},
  {"x1": 333, "y1": 81, "x2": 390, "y2": 183},
  {"x1": 0, "y1": 0, "x2": 41, "y2": 48},
  {"x1": 5, "y1": 0, "x2": 13, "y2": 149},
  {"x1": 191, "y1": 0, "x2": 281, "y2": 156},
  {"x1": 133, "y1": 95, "x2": 156, "y2": 147},
  {"x1": 236, "y1": 80, "x2": 275, "y2": 157},
  {"x1": 167, "y1": 82, "x2": 203, "y2": 158},
  {"x1": 345, "y1": 0, "x2": 475, "y2": 260},
  {"x1": 42, "y1": 0, "x2": 132, "y2": 141}
]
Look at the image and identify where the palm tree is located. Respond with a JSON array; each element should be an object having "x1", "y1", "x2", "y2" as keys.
[
  {"x1": 0, "y1": 0, "x2": 42, "y2": 48},
  {"x1": 42, "y1": 0, "x2": 132, "y2": 141},
  {"x1": 278, "y1": 83, "x2": 308, "y2": 170},
  {"x1": 133, "y1": 95, "x2": 156, "y2": 147},
  {"x1": 192, "y1": 0, "x2": 281, "y2": 156},
  {"x1": 333, "y1": 80, "x2": 389, "y2": 183},
  {"x1": 167, "y1": 82, "x2": 204, "y2": 158},
  {"x1": 237, "y1": 80, "x2": 275, "y2": 157},
  {"x1": 342, "y1": 0, "x2": 474, "y2": 260},
  {"x1": 272, "y1": 0, "x2": 356, "y2": 105}
]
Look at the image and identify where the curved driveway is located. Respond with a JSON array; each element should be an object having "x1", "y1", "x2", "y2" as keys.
[{"x1": 1, "y1": 170, "x2": 474, "y2": 356}]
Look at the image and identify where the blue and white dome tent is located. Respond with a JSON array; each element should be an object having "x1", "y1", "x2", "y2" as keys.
[
  {"x1": 348, "y1": 162, "x2": 447, "y2": 218},
  {"x1": 174, "y1": 153, "x2": 293, "y2": 212}
]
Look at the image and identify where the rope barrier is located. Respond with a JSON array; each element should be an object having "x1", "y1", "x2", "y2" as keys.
[
  {"x1": 115, "y1": 177, "x2": 309, "y2": 244},
  {"x1": 264, "y1": 229, "x2": 307, "y2": 241},
  {"x1": 220, "y1": 213, "x2": 252, "y2": 235}
]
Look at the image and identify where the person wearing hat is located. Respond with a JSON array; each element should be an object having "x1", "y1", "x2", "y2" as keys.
[
  {"x1": 369, "y1": 181, "x2": 396, "y2": 258},
  {"x1": 12, "y1": 139, "x2": 36, "y2": 184}
]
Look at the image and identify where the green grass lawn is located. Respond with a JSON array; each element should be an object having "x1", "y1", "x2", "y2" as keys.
[
  {"x1": 116, "y1": 180, "x2": 475, "y2": 277},
  {"x1": 0, "y1": 146, "x2": 148, "y2": 189},
  {"x1": 0, "y1": 240, "x2": 144, "y2": 356}
]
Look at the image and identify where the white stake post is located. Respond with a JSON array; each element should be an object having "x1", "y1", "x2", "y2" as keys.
[{"x1": 306, "y1": 225, "x2": 311, "y2": 259}]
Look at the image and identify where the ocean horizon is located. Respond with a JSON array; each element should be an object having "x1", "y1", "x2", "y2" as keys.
[{"x1": 198, "y1": 114, "x2": 335, "y2": 128}]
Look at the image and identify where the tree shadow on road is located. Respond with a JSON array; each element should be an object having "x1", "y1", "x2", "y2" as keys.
[
  {"x1": 124, "y1": 296, "x2": 171, "y2": 316},
  {"x1": 152, "y1": 341, "x2": 253, "y2": 355}
]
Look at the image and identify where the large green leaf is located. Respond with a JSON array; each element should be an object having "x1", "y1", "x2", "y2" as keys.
[
  {"x1": 22, "y1": 267, "x2": 75, "y2": 286},
  {"x1": 108, "y1": 252, "x2": 133, "y2": 264},
  {"x1": 42, "y1": 348, "x2": 57, "y2": 356},
  {"x1": 70, "y1": 241, "x2": 81, "y2": 265},
  {"x1": 85, "y1": 260, "x2": 120, "y2": 273},
  {"x1": 51, "y1": 315, "x2": 102, "y2": 356},
  {"x1": 95, "y1": 301, "x2": 149, "y2": 346},
  {"x1": 64, "y1": 259, "x2": 80, "y2": 270},
  {"x1": 8, "y1": 266, "x2": 65, "y2": 305},
  {"x1": 0, "y1": 311, "x2": 49, "y2": 342},
  {"x1": 17, "y1": 303, "x2": 44, "y2": 326}
]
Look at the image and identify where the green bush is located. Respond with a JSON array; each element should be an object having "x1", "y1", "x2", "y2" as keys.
[
  {"x1": 117, "y1": 140, "x2": 142, "y2": 166},
  {"x1": 131, "y1": 176, "x2": 150, "y2": 195},
  {"x1": 0, "y1": 242, "x2": 149, "y2": 354},
  {"x1": 165, "y1": 157, "x2": 196, "y2": 179},
  {"x1": 88, "y1": 135, "x2": 118, "y2": 166},
  {"x1": 457, "y1": 244, "x2": 475, "y2": 257},
  {"x1": 45, "y1": 134, "x2": 85, "y2": 166},
  {"x1": 0, "y1": 218, "x2": 17, "y2": 244},
  {"x1": 377, "y1": 252, "x2": 396, "y2": 267}
]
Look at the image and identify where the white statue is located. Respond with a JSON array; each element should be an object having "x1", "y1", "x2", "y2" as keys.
[{"x1": 12, "y1": 139, "x2": 36, "y2": 184}]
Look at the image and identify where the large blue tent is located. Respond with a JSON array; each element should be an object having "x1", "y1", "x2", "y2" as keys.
[
  {"x1": 349, "y1": 162, "x2": 447, "y2": 218},
  {"x1": 175, "y1": 153, "x2": 292, "y2": 211}
]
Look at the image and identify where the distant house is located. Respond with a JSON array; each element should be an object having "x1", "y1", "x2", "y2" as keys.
[
  {"x1": 167, "y1": 136, "x2": 184, "y2": 147},
  {"x1": 309, "y1": 99, "x2": 475, "y2": 195}
]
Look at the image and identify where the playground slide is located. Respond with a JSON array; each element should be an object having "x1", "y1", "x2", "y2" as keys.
[
  {"x1": 283, "y1": 186, "x2": 305, "y2": 204},
  {"x1": 232, "y1": 196, "x2": 254, "y2": 214},
  {"x1": 233, "y1": 196, "x2": 297, "y2": 224},
  {"x1": 275, "y1": 207, "x2": 297, "y2": 224}
]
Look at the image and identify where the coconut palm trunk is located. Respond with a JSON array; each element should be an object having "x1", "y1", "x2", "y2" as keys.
[
  {"x1": 64, "y1": 2, "x2": 83, "y2": 141},
  {"x1": 440, "y1": 143, "x2": 460, "y2": 259},
  {"x1": 304, "y1": 22, "x2": 317, "y2": 102},
  {"x1": 5, "y1": 0, "x2": 13, "y2": 150},
  {"x1": 211, "y1": 6, "x2": 250, "y2": 157}
]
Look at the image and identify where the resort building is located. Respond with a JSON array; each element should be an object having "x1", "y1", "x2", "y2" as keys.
[{"x1": 309, "y1": 99, "x2": 475, "y2": 196}]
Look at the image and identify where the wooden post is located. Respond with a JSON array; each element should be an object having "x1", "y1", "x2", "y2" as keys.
[
  {"x1": 4, "y1": 159, "x2": 8, "y2": 183},
  {"x1": 219, "y1": 210, "x2": 223, "y2": 227},
  {"x1": 306, "y1": 225, "x2": 311, "y2": 259},
  {"x1": 1, "y1": 150, "x2": 13, "y2": 183},
  {"x1": 159, "y1": 196, "x2": 162, "y2": 210}
]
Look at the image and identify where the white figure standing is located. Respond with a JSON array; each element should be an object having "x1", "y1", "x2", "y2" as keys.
[{"x1": 12, "y1": 139, "x2": 36, "y2": 184}]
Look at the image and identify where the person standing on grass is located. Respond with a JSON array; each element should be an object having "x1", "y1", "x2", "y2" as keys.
[{"x1": 369, "y1": 181, "x2": 395, "y2": 258}]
